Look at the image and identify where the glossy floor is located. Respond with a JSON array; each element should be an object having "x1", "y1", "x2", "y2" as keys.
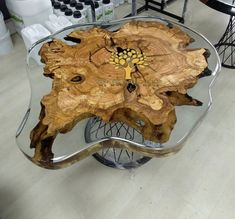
[{"x1": 1, "y1": 1, "x2": 235, "y2": 219}]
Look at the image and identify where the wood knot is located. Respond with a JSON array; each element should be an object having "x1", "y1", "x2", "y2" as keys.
[{"x1": 127, "y1": 83, "x2": 136, "y2": 93}]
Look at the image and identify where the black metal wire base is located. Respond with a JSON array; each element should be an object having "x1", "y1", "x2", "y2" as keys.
[
  {"x1": 215, "y1": 16, "x2": 235, "y2": 69},
  {"x1": 92, "y1": 152, "x2": 152, "y2": 169},
  {"x1": 85, "y1": 117, "x2": 155, "y2": 169}
]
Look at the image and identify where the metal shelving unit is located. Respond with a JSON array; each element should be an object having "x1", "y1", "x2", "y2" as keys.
[{"x1": 126, "y1": 0, "x2": 189, "y2": 23}]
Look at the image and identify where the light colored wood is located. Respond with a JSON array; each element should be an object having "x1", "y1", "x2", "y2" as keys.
[
  {"x1": 33, "y1": 21, "x2": 207, "y2": 163},
  {"x1": 1, "y1": 1, "x2": 235, "y2": 219}
]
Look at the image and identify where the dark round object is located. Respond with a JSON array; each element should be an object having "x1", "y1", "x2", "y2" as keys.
[
  {"x1": 94, "y1": 1, "x2": 99, "y2": 8},
  {"x1": 65, "y1": 8, "x2": 73, "y2": 16},
  {"x1": 54, "y1": 2, "x2": 61, "y2": 9},
  {"x1": 70, "y1": 0, "x2": 77, "y2": 7},
  {"x1": 71, "y1": 75, "x2": 83, "y2": 82},
  {"x1": 73, "y1": 10, "x2": 82, "y2": 18},
  {"x1": 84, "y1": 0, "x2": 92, "y2": 5},
  {"x1": 127, "y1": 83, "x2": 136, "y2": 93},
  {"x1": 102, "y1": 0, "x2": 110, "y2": 4},
  {"x1": 79, "y1": 0, "x2": 85, "y2": 2},
  {"x1": 75, "y1": 3, "x2": 84, "y2": 10},
  {"x1": 63, "y1": 0, "x2": 70, "y2": 4},
  {"x1": 60, "y1": 4, "x2": 68, "y2": 12}
]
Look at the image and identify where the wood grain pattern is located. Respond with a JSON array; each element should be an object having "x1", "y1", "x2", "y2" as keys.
[
  {"x1": 30, "y1": 21, "x2": 209, "y2": 163},
  {"x1": 2, "y1": 3, "x2": 235, "y2": 219}
]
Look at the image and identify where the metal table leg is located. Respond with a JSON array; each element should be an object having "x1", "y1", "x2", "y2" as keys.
[{"x1": 215, "y1": 16, "x2": 235, "y2": 68}]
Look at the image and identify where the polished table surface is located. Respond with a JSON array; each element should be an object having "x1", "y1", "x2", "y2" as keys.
[
  {"x1": 200, "y1": 0, "x2": 235, "y2": 15},
  {"x1": 1, "y1": 2, "x2": 235, "y2": 218}
]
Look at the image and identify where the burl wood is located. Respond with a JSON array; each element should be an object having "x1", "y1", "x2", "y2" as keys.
[{"x1": 30, "y1": 21, "x2": 209, "y2": 163}]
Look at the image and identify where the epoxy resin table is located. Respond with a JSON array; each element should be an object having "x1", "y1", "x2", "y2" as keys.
[{"x1": 16, "y1": 17, "x2": 220, "y2": 169}]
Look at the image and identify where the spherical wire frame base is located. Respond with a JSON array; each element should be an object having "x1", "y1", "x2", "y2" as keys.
[{"x1": 84, "y1": 117, "x2": 162, "y2": 169}]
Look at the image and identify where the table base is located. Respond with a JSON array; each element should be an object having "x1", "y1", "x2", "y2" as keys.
[{"x1": 215, "y1": 16, "x2": 235, "y2": 68}]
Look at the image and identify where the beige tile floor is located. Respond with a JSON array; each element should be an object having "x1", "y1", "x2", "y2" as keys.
[{"x1": 1, "y1": 1, "x2": 235, "y2": 219}]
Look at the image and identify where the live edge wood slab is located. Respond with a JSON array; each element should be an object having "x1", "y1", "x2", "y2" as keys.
[{"x1": 30, "y1": 21, "x2": 209, "y2": 163}]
